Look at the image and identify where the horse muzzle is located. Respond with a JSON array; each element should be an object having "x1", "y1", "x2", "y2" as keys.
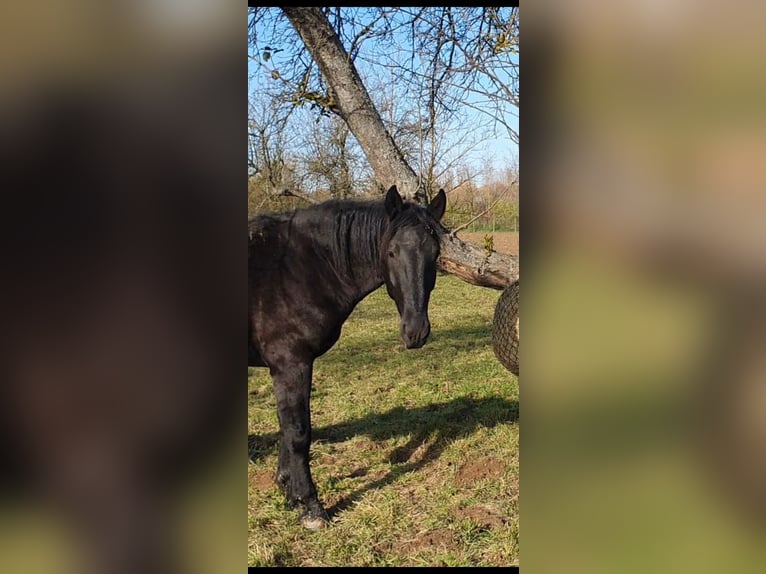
[{"x1": 401, "y1": 314, "x2": 431, "y2": 349}]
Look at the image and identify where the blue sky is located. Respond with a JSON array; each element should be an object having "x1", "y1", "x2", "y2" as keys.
[{"x1": 248, "y1": 8, "x2": 518, "y2": 184}]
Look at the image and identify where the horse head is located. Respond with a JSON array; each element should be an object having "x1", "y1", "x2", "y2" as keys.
[{"x1": 381, "y1": 185, "x2": 446, "y2": 349}]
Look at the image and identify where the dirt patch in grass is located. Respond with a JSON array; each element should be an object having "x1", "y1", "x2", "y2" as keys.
[
  {"x1": 345, "y1": 467, "x2": 368, "y2": 478},
  {"x1": 392, "y1": 528, "x2": 456, "y2": 556},
  {"x1": 455, "y1": 504, "x2": 506, "y2": 529},
  {"x1": 454, "y1": 457, "x2": 505, "y2": 487},
  {"x1": 250, "y1": 470, "x2": 274, "y2": 492},
  {"x1": 458, "y1": 231, "x2": 519, "y2": 256}
]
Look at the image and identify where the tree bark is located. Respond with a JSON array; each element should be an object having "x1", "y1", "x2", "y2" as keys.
[
  {"x1": 439, "y1": 232, "x2": 519, "y2": 289},
  {"x1": 281, "y1": 6, "x2": 518, "y2": 288}
]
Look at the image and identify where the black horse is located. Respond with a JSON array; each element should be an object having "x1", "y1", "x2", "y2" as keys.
[{"x1": 249, "y1": 185, "x2": 446, "y2": 528}]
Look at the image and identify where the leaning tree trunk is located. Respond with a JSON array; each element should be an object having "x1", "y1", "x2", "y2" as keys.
[{"x1": 281, "y1": 6, "x2": 519, "y2": 289}]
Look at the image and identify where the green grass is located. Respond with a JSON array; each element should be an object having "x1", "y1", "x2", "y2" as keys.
[{"x1": 248, "y1": 274, "x2": 519, "y2": 566}]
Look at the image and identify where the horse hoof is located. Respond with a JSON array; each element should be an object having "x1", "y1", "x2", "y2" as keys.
[
  {"x1": 300, "y1": 502, "x2": 330, "y2": 530},
  {"x1": 300, "y1": 513, "x2": 329, "y2": 530}
]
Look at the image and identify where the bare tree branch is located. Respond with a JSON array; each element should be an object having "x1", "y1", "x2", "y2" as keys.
[
  {"x1": 450, "y1": 186, "x2": 512, "y2": 236},
  {"x1": 274, "y1": 188, "x2": 317, "y2": 204}
]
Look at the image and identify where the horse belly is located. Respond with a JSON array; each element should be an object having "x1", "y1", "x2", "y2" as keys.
[{"x1": 248, "y1": 343, "x2": 266, "y2": 367}]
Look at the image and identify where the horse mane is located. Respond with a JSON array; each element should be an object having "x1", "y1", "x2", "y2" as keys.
[{"x1": 322, "y1": 198, "x2": 389, "y2": 271}]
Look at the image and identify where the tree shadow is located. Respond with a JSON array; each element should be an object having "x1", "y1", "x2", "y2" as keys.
[
  {"x1": 308, "y1": 322, "x2": 497, "y2": 370},
  {"x1": 248, "y1": 395, "x2": 518, "y2": 519},
  {"x1": 425, "y1": 323, "x2": 495, "y2": 351}
]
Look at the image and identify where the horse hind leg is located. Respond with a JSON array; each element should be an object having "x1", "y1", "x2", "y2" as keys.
[{"x1": 270, "y1": 360, "x2": 329, "y2": 529}]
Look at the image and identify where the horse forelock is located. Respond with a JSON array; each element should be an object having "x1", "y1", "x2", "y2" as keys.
[{"x1": 383, "y1": 202, "x2": 441, "y2": 249}]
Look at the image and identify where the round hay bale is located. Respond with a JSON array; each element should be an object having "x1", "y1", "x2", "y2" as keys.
[{"x1": 492, "y1": 280, "x2": 519, "y2": 376}]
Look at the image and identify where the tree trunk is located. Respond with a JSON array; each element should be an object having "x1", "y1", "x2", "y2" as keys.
[{"x1": 281, "y1": 6, "x2": 519, "y2": 288}]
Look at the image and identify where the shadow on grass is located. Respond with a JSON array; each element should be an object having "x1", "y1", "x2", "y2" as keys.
[
  {"x1": 248, "y1": 395, "x2": 518, "y2": 519},
  {"x1": 427, "y1": 323, "x2": 494, "y2": 349},
  {"x1": 311, "y1": 321, "x2": 496, "y2": 369}
]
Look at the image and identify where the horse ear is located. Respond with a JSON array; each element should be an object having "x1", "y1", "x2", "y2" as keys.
[
  {"x1": 428, "y1": 189, "x2": 446, "y2": 222},
  {"x1": 384, "y1": 185, "x2": 403, "y2": 219}
]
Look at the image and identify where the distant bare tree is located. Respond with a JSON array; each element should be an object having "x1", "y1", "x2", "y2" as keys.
[
  {"x1": 295, "y1": 115, "x2": 368, "y2": 198},
  {"x1": 247, "y1": 97, "x2": 292, "y2": 195}
]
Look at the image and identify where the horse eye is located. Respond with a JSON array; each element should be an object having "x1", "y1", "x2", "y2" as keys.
[{"x1": 388, "y1": 251, "x2": 395, "y2": 258}]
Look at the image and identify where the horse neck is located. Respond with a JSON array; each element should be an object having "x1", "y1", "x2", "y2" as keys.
[
  {"x1": 324, "y1": 203, "x2": 389, "y2": 305},
  {"x1": 348, "y1": 217, "x2": 388, "y2": 301}
]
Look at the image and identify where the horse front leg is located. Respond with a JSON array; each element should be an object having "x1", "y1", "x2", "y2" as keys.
[{"x1": 270, "y1": 360, "x2": 329, "y2": 529}]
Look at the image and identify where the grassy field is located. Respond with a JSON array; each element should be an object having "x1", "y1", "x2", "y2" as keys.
[{"x1": 248, "y1": 273, "x2": 519, "y2": 567}]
